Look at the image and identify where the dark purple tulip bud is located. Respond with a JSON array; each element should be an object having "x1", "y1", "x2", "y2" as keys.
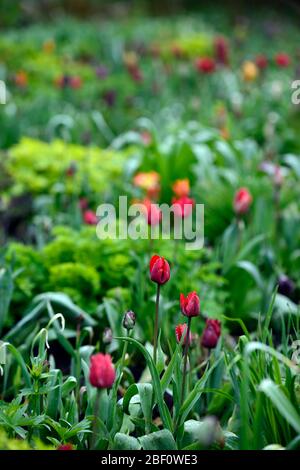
[
  {"x1": 122, "y1": 310, "x2": 136, "y2": 331},
  {"x1": 278, "y1": 275, "x2": 295, "y2": 298},
  {"x1": 102, "y1": 90, "x2": 116, "y2": 107}
]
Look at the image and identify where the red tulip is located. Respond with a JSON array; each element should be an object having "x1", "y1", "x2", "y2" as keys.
[
  {"x1": 149, "y1": 254, "x2": 170, "y2": 285},
  {"x1": 214, "y1": 36, "x2": 229, "y2": 65},
  {"x1": 233, "y1": 188, "x2": 252, "y2": 215},
  {"x1": 57, "y1": 443, "x2": 74, "y2": 451},
  {"x1": 89, "y1": 353, "x2": 116, "y2": 389},
  {"x1": 275, "y1": 53, "x2": 290, "y2": 67},
  {"x1": 175, "y1": 323, "x2": 192, "y2": 345},
  {"x1": 201, "y1": 319, "x2": 221, "y2": 349},
  {"x1": 180, "y1": 291, "x2": 200, "y2": 317},
  {"x1": 255, "y1": 54, "x2": 268, "y2": 69},
  {"x1": 142, "y1": 198, "x2": 161, "y2": 226},
  {"x1": 83, "y1": 210, "x2": 98, "y2": 225},
  {"x1": 195, "y1": 57, "x2": 216, "y2": 74},
  {"x1": 172, "y1": 196, "x2": 194, "y2": 218}
]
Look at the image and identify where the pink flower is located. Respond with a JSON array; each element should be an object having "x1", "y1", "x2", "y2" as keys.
[
  {"x1": 175, "y1": 323, "x2": 192, "y2": 345},
  {"x1": 180, "y1": 291, "x2": 200, "y2": 318},
  {"x1": 233, "y1": 188, "x2": 252, "y2": 215},
  {"x1": 70, "y1": 76, "x2": 82, "y2": 89},
  {"x1": 275, "y1": 53, "x2": 290, "y2": 67},
  {"x1": 201, "y1": 319, "x2": 221, "y2": 349},
  {"x1": 83, "y1": 210, "x2": 98, "y2": 225},
  {"x1": 142, "y1": 198, "x2": 161, "y2": 226},
  {"x1": 89, "y1": 353, "x2": 116, "y2": 389},
  {"x1": 172, "y1": 196, "x2": 194, "y2": 218},
  {"x1": 149, "y1": 255, "x2": 170, "y2": 285},
  {"x1": 195, "y1": 57, "x2": 216, "y2": 74}
]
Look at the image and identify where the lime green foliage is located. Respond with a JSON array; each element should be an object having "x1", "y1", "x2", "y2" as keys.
[
  {"x1": 0, "y1": 428, "x2": 53, "y2": 450},
  {"x1": 5, "y1": 138, "x2": 127, "y2": 197}
]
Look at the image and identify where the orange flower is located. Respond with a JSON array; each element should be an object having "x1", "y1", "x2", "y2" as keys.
[
  {"x1": 172, "y1": 179, "x2": 190, "y2": 197},
  {"x1": 242, "y1": 61, "x2": 258, "y2": 81},
  {"x1": 14, "y1": 71, "x2": 28, "y2": 87},
  {"x1": 133, "y1": 171, "x2": 160, "y2": 198},
  {"x1": 43, "y1": 39, "x2": 55, "y2": 53}
]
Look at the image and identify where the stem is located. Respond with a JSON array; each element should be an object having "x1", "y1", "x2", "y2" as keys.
[
  {"x1": 91, "y1": 389, "x2": 101, "y2": 449},
  {"x1": 180, "y1": 317, "x2": 192, "y2": 407},
  {"x1": 153, "y1": 284, "x2": 161, "y2": 364}
]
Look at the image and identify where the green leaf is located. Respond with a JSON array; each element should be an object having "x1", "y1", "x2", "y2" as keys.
[
  {"x1": 113, "y1": 433, "x2": 141, "y2": 450},
  {"x1": 139, "y1": 430, "x2": 177, "y2": 450},
  {"x1": 115, "y1": 336, "x2": 173, "y2": 432},
  {"x1": 259, "y1": 379, "x2": 300, "y2": 434}
]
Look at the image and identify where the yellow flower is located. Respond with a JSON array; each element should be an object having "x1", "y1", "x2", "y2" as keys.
[{"x1": 242, "y1": 61, "x2": 258, "y2": 81}]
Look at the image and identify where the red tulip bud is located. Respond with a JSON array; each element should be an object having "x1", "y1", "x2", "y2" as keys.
[
  {"x1": 83, "y1": 210, "x2": 98, "y2": 225},
  {"x1": 149, "y1": 255, "x2": 170, "y2": 285},
  {"x1": 233, "y1": 188, "x2": 252, "y2": 215},
  {"x1": 57, "y1": 443, "x2": 74, "y2": 450},
  {"x1": 175, "y1": 323, "x2": 192, "y2": 345},
  {"x1": 201, "y1": 319, "x2": 221, "y2": 349},
  {"x1": 89, "y1": 353, "x2": 116, "y2": 389},
  {"x1": 180, "y1": 291, "x2": 200, "y2": 317}
]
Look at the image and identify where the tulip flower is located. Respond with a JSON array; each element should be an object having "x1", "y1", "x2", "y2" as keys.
[
  {"x1": 89, "y1": 353, "x2": 116, "y2": 389},
  {"x1": 133, "y1": 171, "x2": 160, "y2": 199},
  {"x1": 70, "y1": 76, "x2": 82, "y2": 89},
  {"x1": 142, "y1": 198, "x2": 161, "y2": 226},
  {"x1": 83, "y1": 210, "x2": 98, "y2": 225},
  {"x1": 255, "y1": 54, "x2": 268, "y2": 69},
  {"x1": 278, "y1": 275, "x2": 295, "y2": 298},
  {"x1": 175, "y1": 323, "x2": 192, "y2": 346},
  {"x1": 149, "y1": 255, "x2": 170, "y2": 286},
  {"x1": 195, "y1": 57, "x2": 216, "y2": 73},
  {"x1": 172, "y1": 196, "x2": 194, "y2": 219},
  {"x1": 214, "y1": 36, "x2": 229, "y2": 65},
  {"x1": 102, "y1": 89, "x2": 116, "y2": 107},
  {"x1": 57, "y1": 443, "x2": 74, "y2": 451},
  {"x1": 275, "y1": 53, "x2": 290, "y2": 67},
  {"x1": 201, "y1": 319, "x2": 221, "y2": 349},
  {"x1": 178, "y1": 291, "x2": 200, "y2": 413},
  {"x1": 14, "y1": 71, "x2": 28, "y2": 88},
  {"x1": 242, "y1": 61, "x2": 258, "y2": 81},
  {"x1": 180, "y1": 291, "x2": 200, "y2": 317},
  {"x1": 172, "y1": 178, "x2": 190, "y2": 197},
  {"x1": 233, "y1": 188, "x2": 252, "y2": 216},
  {"x1": 149, "y1": 255, "x2": 170, "y2": 364}
]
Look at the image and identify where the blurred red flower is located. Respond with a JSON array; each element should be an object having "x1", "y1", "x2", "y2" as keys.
[
  {"x1": 89, "y1": 353, "x2": 116, "y2": 389},
  {"x1": 233, "y1": 188, "x2": 252, "y2": 215},
  {"x1": 201, "y1": 319, "x2": 221, "y2": 349}
]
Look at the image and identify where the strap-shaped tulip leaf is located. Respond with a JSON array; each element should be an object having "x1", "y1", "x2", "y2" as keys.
[{"x1": 116, "y1": 336, "x2": 173, "y2": 432}]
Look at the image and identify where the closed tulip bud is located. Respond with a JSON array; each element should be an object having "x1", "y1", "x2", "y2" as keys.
[
  {"x1": 278, "y1": 275, "x2": 295, "y2": 298},
  {"x1": 149, "y1": 255, "x2": 170, "y2": 285},
  {"x1": 175, "y1": 323, "x2": 192, "y2": 346},
  {"x1": 102, "y1": 327, "x2": 113, "y2": 345},
  {"x1": 180, "y1": 291, "x2": 200, "y2": 317},
  {"x1": 201, "y1": 319, "x2": 221, "y2": 349},
  {"x1": 89, "y1": 353, "x2": 115, "y2": 389},
  {"x1": 123, "y1": 310, "x2": 136, "y2": 330},
  {"x1": 233, "y1": 188, "x2": 252, "y2": 215}
]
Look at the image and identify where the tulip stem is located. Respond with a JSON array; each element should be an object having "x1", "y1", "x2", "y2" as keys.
[
  {"x1": 153, "y1": 284, "x2": 161, "y2": 365},
  {"x1": 180, "y1": 317, "x2": 192, "y2": 408},
  {"x1": 91, "y1": 389, "x2": 101, "y2": 449}
]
